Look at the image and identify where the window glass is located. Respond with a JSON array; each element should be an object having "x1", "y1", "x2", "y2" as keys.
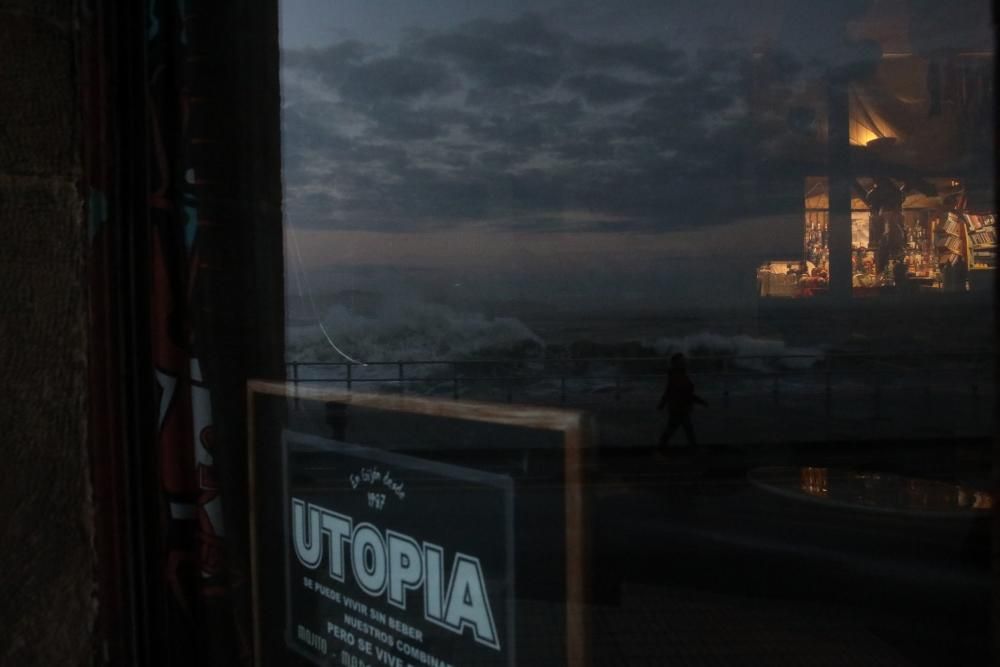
[{"x1": 273, "y1": 2, "x2": 995, "y2": 664}]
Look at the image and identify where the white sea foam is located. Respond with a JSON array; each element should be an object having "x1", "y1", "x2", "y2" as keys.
[
  {"x1": 287, "y1": 298, "x2": 544, "y2": 363},
  {"x1": 286, "y1": 293, "x2": 824, "y2": 374},
  {"x1": 650, "y1": 332, "x2": 824, "y2": 370}
]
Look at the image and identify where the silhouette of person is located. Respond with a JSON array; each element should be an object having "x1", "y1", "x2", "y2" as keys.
[
  {"x1": 865, "y1": 177, "x2": 908, "y2": 274},
  {"x1": 656, "y1": 353, "x2": 707, "y2": 452}
]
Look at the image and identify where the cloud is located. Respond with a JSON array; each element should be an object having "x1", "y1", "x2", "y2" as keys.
[
  {"x1": 418, "y1": 28, "x2": 566, "y2": 90},
  {"x1": 280, "y1": 11, "x2": 817, "y2": 236},
  {"x1": 282, "y1": 40, "x2": 370, "y2": 87},
  {"x1": 572, "y1": 38, "x2": 685, "y2": 77},
  {"x1": 361, "y1": 101, "x2": 450, "y2": 140},
  {"x1": 563, "y1": 73, "x2": 652, "y2": 105},
  {"x1": 462, "y1": 98, "x2": 584, "y2": 151},
  {"x1": 339, "y1": 56, "x2": 457, "y2": 103}
]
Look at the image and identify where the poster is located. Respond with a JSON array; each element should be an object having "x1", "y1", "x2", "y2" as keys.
[{"x1": 282, "y1": 431, "x2": 515, "y2": 667}]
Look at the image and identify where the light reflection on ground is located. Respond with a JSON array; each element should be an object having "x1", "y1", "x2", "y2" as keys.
[{"x1": 751, "y1": 466, "x2": 993, "y2": 514}]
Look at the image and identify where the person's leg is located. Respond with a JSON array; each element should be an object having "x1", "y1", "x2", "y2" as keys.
[
  {"x1": 659, "y1": 414, "x2": 681, "y2": 448},
  {"x1": 681, "y1": 414, "x2": 697, "y2": 447}
]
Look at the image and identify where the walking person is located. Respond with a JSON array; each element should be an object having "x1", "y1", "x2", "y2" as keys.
[{"x1": 656, "y1": 353, "x2": 707, "y2": 455}]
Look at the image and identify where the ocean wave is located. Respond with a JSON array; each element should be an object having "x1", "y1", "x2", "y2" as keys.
[
  {"x1": 649, "y1": 332, "x2": 825, "y2": 370},
  {"x1": 287, "y1": 299, "x2": 544, "y2": 363},
  {"x1": 287, "y1": 294, "x2": 824, "y2": 374}
]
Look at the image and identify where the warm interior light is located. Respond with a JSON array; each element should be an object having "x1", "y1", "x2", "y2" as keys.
[
  {"x1": 850, "y1": 123, "x2": 882, "y2": 147},
  {"x1": 866, "y1": 136, "x2": 897, "y2": 149},
  {"x1": 849, "y1": 86, "x2": 899, "y2": 147}
]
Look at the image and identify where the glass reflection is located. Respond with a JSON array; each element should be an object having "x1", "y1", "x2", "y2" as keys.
[
  {"x1": 760, "y1": 466, "x2": 993, "y2": 513},
  {"x1": 278, "y1": 0, "x2": 996, "y2": 663}
]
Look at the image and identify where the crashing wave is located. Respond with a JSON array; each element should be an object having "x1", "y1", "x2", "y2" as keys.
[
  {"x1": 649, "y1": 332, "x2": 824, "y2": 370},
  {"x1": 286, "y1": 294, "x2": 824, "y2": 375},
  {"x1": 287, "y1": 298, "x2": 544, "y2": 363}
]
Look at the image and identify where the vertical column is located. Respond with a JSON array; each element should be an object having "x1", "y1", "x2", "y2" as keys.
[{"x1": 827, "y1": 78, "x2": 853, "y2": 302}]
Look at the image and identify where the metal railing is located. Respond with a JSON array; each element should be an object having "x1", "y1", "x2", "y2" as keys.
[{"x1": 285, "y1": 351, "x2": 994, "y2": 415}]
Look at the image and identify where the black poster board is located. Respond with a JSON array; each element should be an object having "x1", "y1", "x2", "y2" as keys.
[{"x1": 248, "y1": 381, "x2": 590, "y2": 667}]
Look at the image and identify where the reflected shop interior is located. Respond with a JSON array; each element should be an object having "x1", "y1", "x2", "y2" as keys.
[{"x1": 269, "y1": 1, "x2": 996, "y2": 666}]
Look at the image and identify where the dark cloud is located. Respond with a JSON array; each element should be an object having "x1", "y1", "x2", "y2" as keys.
[
  {"x1": 626, "y1": 72, "x2": 743, "y2": 147},
  {"x1": 286, "y1": 191, "x2": 338, "y2": 227},
  {"x1": 283, "y1": 40, "x2": 370, "y2": 87},
  {"x1": 465, "y1": 116, "x2": 541, "y2": 148},
  {"x1": 421, "y1": 35, "x2": 565, "y2": 90},
  {"x1": 282, "y1": 105, "x2": 410, "y2": 168},
  {"x1": 281, "y1": 106, "x2": 353, "y2": 155},
  {"x1": 463, "y1": 98, "x2": 584, "y2": 149},
  {"x1": 563, "y1": 73, "x2": 652, "y2": 105},
  {"x1": 417, "y1": 14, "x2": 568, "y2": 90},
  {"x1": 281, "y1": 11, "x2": 821, "y2": 235},
  {"x1": 362, "y1": 101, "x2": 449, "y2": 140},
  {"x1": 339, "y1": 56, "x2": 457, "y2": 103},
  {"x1": 775, "y1": 1, "x2": 881, "y2": 80},
  {"x1": 462, "y1": 86, "x2": 535, "y2": 109},
  {"x1": 572, "y1": 39, "x2": 685, "y2": 77},
  {"x1": 550, "y1": 127, "x2": 625, "y2": 161},
  {"x1": 473, "y1": 12, "x2": 566, "y2": 49},
  {"x1": 477, "y1": 149, "x2": 520, "y2": 170}
]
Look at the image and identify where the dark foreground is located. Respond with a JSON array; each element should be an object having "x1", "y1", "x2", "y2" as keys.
[
  {"x1": 289, "y1": 402, "x2": 992, "y2": 665},
  {"x1": 583, "y1": 441, "x2": 991, "y2": 666}
]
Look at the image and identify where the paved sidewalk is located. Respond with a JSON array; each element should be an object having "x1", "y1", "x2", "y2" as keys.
[{"x1": 588, "y1": 584, "x2": 909, "y2": 667}]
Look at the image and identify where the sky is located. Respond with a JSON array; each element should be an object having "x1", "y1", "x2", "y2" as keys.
[{"x1": 277, "y1": 0, "x2": 989, "y2": 311}]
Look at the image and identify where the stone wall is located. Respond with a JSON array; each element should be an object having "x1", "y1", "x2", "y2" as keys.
[{"x1": 0, "y1": 1, "x2": 95, "y2": 665}]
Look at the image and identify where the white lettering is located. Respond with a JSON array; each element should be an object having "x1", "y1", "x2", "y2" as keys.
[
  {"x1": 387, "y1": 531, "x2": 423, "y2": 609},
  {"x1": 322, "y1": 511, "x2": 353, "y2": 581},
  {"x1": 352, "y1": 524, "x2": 388, "y2": 596},
  {"x1": 423, "y1": 543, "x2": 445, "y2": 623},
  {"x1": 443, "y1": 555, "x2": 499, "y2": 649},
  {"x1": 292, "y1": 499, "x2": 322, "y2": 568},
  {"x1": 290, "y1": 497, "x2": 500, "y2": 651}
]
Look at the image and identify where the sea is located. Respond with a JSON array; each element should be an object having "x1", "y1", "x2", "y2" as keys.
[{"x1": 285, "y1": 289, "x2": 995, "y2": 447}]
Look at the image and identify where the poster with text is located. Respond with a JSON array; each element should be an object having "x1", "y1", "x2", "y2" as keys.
[{"x1": 282, "y1": 430, "x2": 515, "y2": 667}]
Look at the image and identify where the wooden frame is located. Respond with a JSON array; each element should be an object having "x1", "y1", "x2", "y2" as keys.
[{"x1": 247, "y1": 379, "x2": 590, "y2": 667}]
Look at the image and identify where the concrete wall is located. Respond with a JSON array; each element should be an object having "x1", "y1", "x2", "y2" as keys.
[{"x1": 0, "y1": 1, "x2": 95, "y2": 665}]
